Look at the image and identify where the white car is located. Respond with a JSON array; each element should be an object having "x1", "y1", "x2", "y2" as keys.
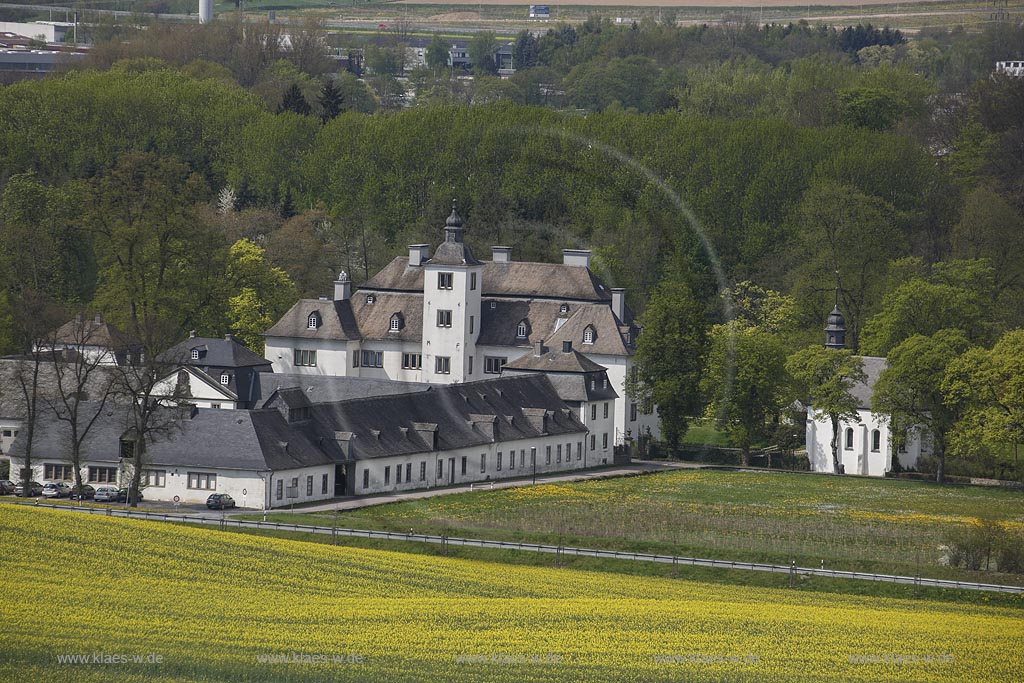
[{"x1": 41, "y1": 482, "x2": 71, "y2": 498}]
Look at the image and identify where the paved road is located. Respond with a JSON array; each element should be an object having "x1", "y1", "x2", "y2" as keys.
[{"x1": 281, "y1": 460, "x2": 701, "y2": 514}]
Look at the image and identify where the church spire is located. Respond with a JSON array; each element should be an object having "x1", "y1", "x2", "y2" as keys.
[{"x1": 824, "y1": 286, "x2": 846, "y2": 350}]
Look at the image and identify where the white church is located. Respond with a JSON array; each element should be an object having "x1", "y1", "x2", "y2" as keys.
[
  {"x1": 263, "y1": 202, "x2": 660, "y2": 447},
  {"x1": 805, "y1": 305, "x2": 927, "y2": 476}
]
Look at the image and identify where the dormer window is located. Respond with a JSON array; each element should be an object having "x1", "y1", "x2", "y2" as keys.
[
  {"x1": 559, "y1": 304, "x2": 569, "y2": 315},
  {"x1": 583, "y1": 326, "x2": 596, "y2": 345},
  {"x1": 220, "y1": 373, "x2": 230, "y2": 385},
  {"x1": 366, "y1": 294, "x2": 376, "y2": 304},
  {"x1": 490, "y1": 301, "x2": 497, "y2": 309},
  {"x1": 190, "y1": 348, "x2": 199, "y2": 360},
  {"x1": 307, "y1": 312, "x2": 320, "y2": 329},
  {"x1": 516, "y1": 320, "x2": 528, "y2": 339},
  {"x1": 389, "y1": 314, "x2": 402, "y2": 332}
]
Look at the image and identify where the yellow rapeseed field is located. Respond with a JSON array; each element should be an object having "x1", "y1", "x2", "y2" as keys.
[{"x1": 1, "y1": 504, "x2": 1022, "y2": 682}]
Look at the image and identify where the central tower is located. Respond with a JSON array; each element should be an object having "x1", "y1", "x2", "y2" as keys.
[{"x1": 421, "y1": 202, "x2": 482, "y2": 384}]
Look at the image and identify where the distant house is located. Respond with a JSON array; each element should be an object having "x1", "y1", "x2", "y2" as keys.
[
  {"x1": 995, "y1": 60, "x2": 1024, "y2": 77},
  {"x1": 35, "y1": 314, "x2": 141, "y2": 366},
  {"x1": 154, "y1": 332, "x2": 273, "y2": 409}
]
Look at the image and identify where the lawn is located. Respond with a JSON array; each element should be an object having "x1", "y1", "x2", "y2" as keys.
[
  {"x1": 267, "y1": 469, "x2": 1024, "y2": 582},
  {"x1": 1, "y1": 504, "x2": 1022, "y2": 682}
]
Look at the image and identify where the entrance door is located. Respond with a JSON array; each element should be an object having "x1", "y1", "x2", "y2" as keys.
[
  {"x1": 448, "y1": 457, "x2": 455, "y2": 485},
  {"x1": 335, "y1": 464, "x2": 347, "y2": 496}
]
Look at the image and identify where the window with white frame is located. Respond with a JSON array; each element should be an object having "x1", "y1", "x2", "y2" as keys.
[
  {"x1": 402, "y1": 353, "x2": 422, "y2": 370},
  {"x1": 220, "y1": 373, "x2": 230, "y2": 385},
  {"x1": 144, "y1": 470, "x2": 166, "y2": 487},
  {"x1": 89, "y1": 466, "x2": 118, "y2": 484},
  {"x1": 306, "y1": 475, "x2": 313, "y2": 496},
  {"x1": 559, "y1": 303, "x2": 569, "y2": 314},
  {"x1": 44, "y1": 464, "x2": 74, "y2": 480},
  {"x1": 277, "y1": 479, "x2": 283, "y2": 499},
  {"x1": 365, "y1": 294, "x2": 376, "y2": 304},
  {"x1": 516, "y1": 320, "x2": 528, "y2": 338},
  {"x1": 583, "y1": 326, "x2": 596, "y2": 344},
  {"x1": 390, "y1": 314, "x2": 402, "y2": 332},
  {"x1": 437, "y1": 309, "x2": 452, "y2": 327},
  {"x1": 307, "y1": 313, "x2": 320, "y2": 329},
  {"x1": 438, "y1": 272, "x2": 454, "y2": 289},
  {"x1": 187, "y1": 472, "x2": 217, "y2": 490},
  {"x1": 484, "y1": 356, "x2": 507, "y2": 374},
  {"x1": 294, "y1": 349, "x2": 317, "y2": 367},
  {"x1": 190, "y1": 348, "x2": 200, "y2": 360},
  {"x1": 420, "y1": 461, "x2": 426, "y2": 481},
  {"x1": 435, "y1": 356, "x2": 450, "y2": 374}
]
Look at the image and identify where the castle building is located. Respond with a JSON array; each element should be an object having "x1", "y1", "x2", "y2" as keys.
[{"x1": 264, "y1": 203, "x2": 659, "y2": 446}]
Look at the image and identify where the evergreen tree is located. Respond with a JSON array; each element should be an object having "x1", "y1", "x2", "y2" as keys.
[
  {"x1": 278, "y1": 83, "x2": 311, "y2": 115},
  {"x1": 318, "y1": 79, "x2": 344, "y2": 123}
]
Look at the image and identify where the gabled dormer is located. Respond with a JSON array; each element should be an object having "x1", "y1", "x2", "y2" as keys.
[
  {"x1": 307, "y1": 311, "x2": 321, "y2": 330},
  {"x1": 389, "y1": 313, "x2": 404, "y2": 333}
]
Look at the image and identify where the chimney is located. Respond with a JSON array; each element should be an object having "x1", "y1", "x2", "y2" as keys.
[
  {"x1": 491, "y1": 246, "x2": 512, "y2": 263},
  {"x1": 334, "y1": 271, "x2": 351, "y2": 301},
  {"x1": 224, "y1": 333, "x2": 233, "y2": 342},
  {"x1": 562, "y1": 249, "x2": 591, "y2": 268},
  {"x1": 533, "y1": 340, "x2": 545, "y2": 356},
  {"x1": 611, "y1": 288, "x2": 626, "y2": 322},
  {"x1": 189, "y1": 330, "x2": 197, "y2": 338},
  {"x1": 408, "y1": 244, "x2": 430, "y2": 267},
  {"x1": 562, "y1": 340, "x2": 572, "y2": 353}
]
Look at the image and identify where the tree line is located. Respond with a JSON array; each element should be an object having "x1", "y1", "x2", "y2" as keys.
[{"x1": 0, "y1": 19, "x2": 1022, "y2": 482}]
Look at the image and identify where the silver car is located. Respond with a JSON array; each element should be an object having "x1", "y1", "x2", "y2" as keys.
[
  {"x1": 94, "y1": 486, "x2": 121, "y2": 502},
  {"x1": 41, "y1": 482, "x2": 71, "y2": 498}
]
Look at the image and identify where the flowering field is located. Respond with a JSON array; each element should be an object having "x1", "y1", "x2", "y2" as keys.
[
  {"x1": 2, "y1": 504, "x2": 1023, "y2": 682},
  {"x1": 321, "y1": 469, "x2": 1024, "y2": 580}
]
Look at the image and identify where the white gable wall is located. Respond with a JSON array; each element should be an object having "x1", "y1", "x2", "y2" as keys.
[{"x1": 806, "y1": 408, "x2": 925, "y2": 476}]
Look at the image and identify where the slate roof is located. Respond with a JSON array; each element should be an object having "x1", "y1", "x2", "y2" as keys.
[
  {"x1": 361, "y1": 257, "x2": 613, "y2": 303},
  {"x1": 503, "y1": 346, "x2": 619, "y2": 403},
  {"x1": 852, "y1": 356, "x2": 887, "y2": 411},
  {"x1": 9, "y1": 401, "x2": 334, "y2": 472},
  {"x1": 544, "y1": 304, "x2": 634, "y2": 356},
  {"x1": 264, "y1": 299, "x2": 361, "y2": 341},
  {"x1": 349, "y1": 291, "x2": 424, "y2": 341},
  {"x1": 308, "y1": 374, "x2": 587, "y2": 460},
  {"x1": 161, "y1": 335, "x2": 272, "y2": 368},
  {"x1": 254, "y1": 373, "x2": 429, "y2": 408}
]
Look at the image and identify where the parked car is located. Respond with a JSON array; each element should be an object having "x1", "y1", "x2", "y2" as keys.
[
  {"x1": 69, "y1": 484, "x2": 96, "y2": 500},
  {"x1": 118, "y1": 488, "x2": 143, "y2": 503},
  {"x1": 93, "y1": 486, "x2": 120, "y2": 502},
  {"x1": 0, "y1": 480, "x2": 16, "y2": 495},
  {"x1": 14, "y1": 481, "x2": 43, "y2": 497},
  {"x1": 41, "y1": 482, "x2": 72, "y2": 498},
  {"x1": 206, "y1": 493, "x2": 235, "y2": 510}
]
